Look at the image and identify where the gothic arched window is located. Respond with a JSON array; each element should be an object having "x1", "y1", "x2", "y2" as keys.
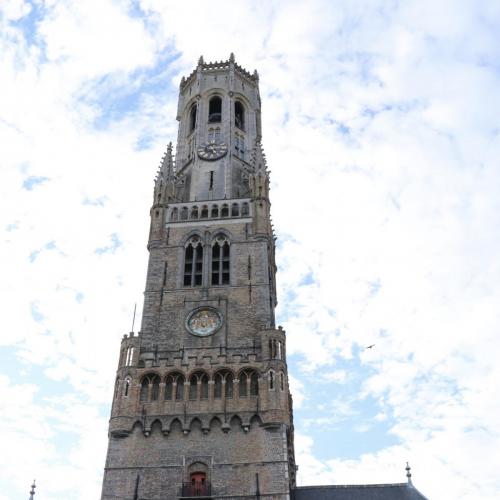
[
  {"x1": 189, "y1": 104, "x2": 197, "y2": 132},
  {"x1": 140, "y1": 378, "x2": 149, "y2": 401},
  {"x1": 214, "y1": 373, "x2": 223, "y2": 399},
  {"x1": 208, "y1": 96, "x2": 222, "y2": 123},
  {"x1": 231, "y1": 203, "x2": 239, "y2": 217},
  {"x1": 268, "y1": 370, "x2": 275, "y2": 390},
  {"x1": 250, "y1": 372, "x2": 259, "y2": 396},
  {"x1": 235, "y1": 101, "x2": 245, "y2": 130},
  {"x1": 239, "y1": 372, "x2": 248, "y2": 397},
  {"x1": 124, "y1": 378, "x2": 131, "y2": 397},
  {"x1": 175, "y1": 375, "x2": 185, "y2": 401},
  {"x1": 225, "y1": 373, "x2": 234, "y2": 399},
  {"x1": 241, "y1": 202, "x2": 249, "y2": 216},
  {"x1": 151, "y1": 375, "x2": 160, "y2": 401},
  {"x1": 184, "y1": 236, "x2": 203, "y2": 287},
  {"x1": 200, "y1": 374, "x2": 209, "y2": 399},
  {"x1": 211, "y1": 234, "x2": 230, "y2": 286}
]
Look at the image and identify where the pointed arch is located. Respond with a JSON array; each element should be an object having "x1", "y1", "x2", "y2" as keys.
[{"x1": 184, "y1": 235, "x2": 203, "y2": 287}]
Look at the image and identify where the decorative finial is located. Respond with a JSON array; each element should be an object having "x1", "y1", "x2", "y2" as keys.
[
  {"x1": 253, "y1": 69, "x2": 259, "y2": 80},
  {"x1": 406, "y1": 462, "x2": 412, "y2": 485},
  {"x1": 229, "y1": 52, "x2": 235, "y2": 63},
  {"x1": 159, "y1": 142, "x2": 175, "y2": 182},
  {"x1": 198, "y1": 55, "x2": 204, "y2": 66},
  {"x1": 29, "y1": 480, "x2": 36, "y2": 500}
]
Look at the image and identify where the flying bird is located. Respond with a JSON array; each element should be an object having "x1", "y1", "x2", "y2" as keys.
[{"x1": 365, "y1": 344, "x2": 375, "y2": 349}]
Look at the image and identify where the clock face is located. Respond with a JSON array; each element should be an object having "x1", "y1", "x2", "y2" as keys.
[
  {"x1": 186, "y1": 307, "x2": 223, "y2": 337},
  {"x1": 197, "y1": 141, "x2": 228, "y2": 161}
]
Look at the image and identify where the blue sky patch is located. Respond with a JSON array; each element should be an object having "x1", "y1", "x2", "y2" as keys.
[
  {"x1": 22, "y1": 175, "x2": 49, "y2": 190},
  {"x1": 95, "y1": 233, "x2": 122, "y2": 255}
]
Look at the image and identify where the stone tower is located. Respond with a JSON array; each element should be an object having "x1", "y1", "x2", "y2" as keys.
[{"x1": 101, "y1": 55, "x2": 296, "y2": 500}]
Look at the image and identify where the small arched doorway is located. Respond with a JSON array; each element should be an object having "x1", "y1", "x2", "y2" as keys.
[{"x1": 189, "y1": 471, "x2": 208, "y2": 496}]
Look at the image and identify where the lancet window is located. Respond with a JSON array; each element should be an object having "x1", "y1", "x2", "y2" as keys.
[
  {"x1": 238, "y1": 370, "x2": 259, "y2": 397},
  {"x1": 189, "y1": 104, "x2": 197, "y2": 133},
  {"x1": 235, "y1": 101, "x2": 245, "y2": 130},
  {"x1": 139, "y1": 374, "x2": 161, "y2": 402},
  {"x1": 184, "y1": 236, "x2": 203, "y2": 287},
  {"x1": 208, "y1": 96, "x2": 222, "y2": 123},
  {"x1": 214, "y1": 370, "x2": 233, "y2": 399},
  {"x1": 165, "y1": 373, "x2": 185, "y2": 401},
  {"x1": 189, "y1": 372, "x2": 209, "y2": 400},
  {"x1": 211, "y1": 234, "x2": 230, "y2": 286}
]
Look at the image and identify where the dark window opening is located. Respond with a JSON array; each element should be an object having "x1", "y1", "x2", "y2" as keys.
[
  {"x1": 209, "y1": 171, "x2": 214, "y2": 190},
  {"x1": 140, "y1": 379, "x2": 148, "y2": 401},
  {"x1": 189, "y1": 377, "x2": 197, "y2": 400},
  {"x1": 184, "y1": 238, "x2": 203, "y2": 287},
  {"x1": 211, "y1": 205, "x2": 219, "y2": 218},
  {"x1": 201, "y1": 205, "x2": 208, "y2": 218},
  {"x1": 208, "y1": 96, "x2": 222, "y2": 123},
  {"x1": 250, "y1": 372, "x2": 259, "y2": 396},
  {"x1": 241, "y1": 202, "x2": 249, "y2": 216},
  {"x1": 239, "y1": 373, "x2": 248, "y2": 397},
  {"x1": 214, "y1": 373, "x2": 222, "y2": 399},
  {"x1": 231, "y1": 203, "x2": 239, "y2": 216},
  {"x1": 191, "y1": 206, "x2": 198, "y2": 219},
  {"x1": 200, "y1": 375, "x2": 209, "y2": 399},
  {"x1": 211, "y1": 236, "x2": 230, "y2": 286},
  {"x1": 151, "y1": 376, "x2": 160, "y2": 401},
  {"x1": 269, "y1": 371, "x2": 274, "y2": 390},
  {"x1": 225, "y1": 373, "x2": 233, "y2": 399},
  {"x1": 235, "y1": 101, "x2": 245, "y2": 130},
  {"x1": 189, "y1": 104, "x2": 197, "y2": 132},
  {"x1": 221, "y1": 204, "x2": 229, "y2": 217},
  {"x1": 176, "y1": 376, "x2": 185, "y2": 401}
]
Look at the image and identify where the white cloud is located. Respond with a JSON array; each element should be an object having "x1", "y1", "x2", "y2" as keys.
[{"x1": 1, "y1": 1, "x2": 499, "y2": 498}]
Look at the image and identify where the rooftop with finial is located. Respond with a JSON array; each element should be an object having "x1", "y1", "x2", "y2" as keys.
[
  {"x1": 406, "y1": 462, "x2": 413, "y2": 485},
  {"x1": 29, "y1": 479, "x2": 36, "y2": 500},
  {"x1": 181, "y1": 53, "x2": 259, "y2": 89}
]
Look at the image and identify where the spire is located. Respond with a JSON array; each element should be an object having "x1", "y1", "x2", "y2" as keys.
[
  {"x1": 406, "y1": 462, "x2": 413, "y2": 485},
  {"x1": 29, "y1": 480, "x2": 36, "y2": 500},
  {"x1": 229, "y1": 52, "x2": 235, "y2": 63},
  {"x1": 198, "y1": 55, "x2": 204, "y2": 67},
  {"x1": 159, "y1": 142, "x2": 175, "y2": 182}
]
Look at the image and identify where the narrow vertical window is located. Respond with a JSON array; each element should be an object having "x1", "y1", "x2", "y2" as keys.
[
  {"x1": 175, "y1": 375, "x2": 185, "y2": 401},
  {"x1": 151, "y1": 376, "x2": 160, "y2": 401},
  {"x1": 140, "y1": 378, "x2": 149, "y2": 401},
  {"x1": 209, "y1": 96, "x2": 222, "y2": 123},
  {"x1": 250, "y1": 372, "x2": 259, "y2": 396},
  {"x1": 280, "y1": 372, "x2": 285, "y2": 391},
  {"x1": 225, "y1": 373, "x2": 234, "y2": 399},
  {"x1": 212, "y1": 234, "x2": 230, "y2": 286},
  {"x1": 214, "y1": 373, "x2": 222, "y2": 399},
  {"x1": 114, "y1": 379, "x2": 120, "y2": 398},
  {"x1": 235, "y1": 101, "x2": 245, "y2": 130},
  {"x1": 165, "y1": 376, "x2": 173, "y2": 400},
  {"x1": 239, "y1": 373, "x2": 248, "y2": 397},
  {"x1": 189, "y1": 376, "x2": 198, "y2": 400},
  {"x1": 209, "y1": 171, "x2": 214, "y2": 190},
  {"x1": 124, "y1": 378, "x2": 130, "y2": 397},
  {"x1": 200, "y1": 374, "x2": 209, "y2": 399},
  {"x1": 189, "y1": 104, "x2": 197, "y2": 132},
  {"x1": 269, "y1": 371, "x2": 274, "y2": 390},
  {"x1": 184, "y1": 237, "x2": 203, "y2": 287}
]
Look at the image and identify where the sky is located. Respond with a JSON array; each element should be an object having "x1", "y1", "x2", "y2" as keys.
[{"x1": 1, "y1": 0, "x2": 500, "y2": 499}]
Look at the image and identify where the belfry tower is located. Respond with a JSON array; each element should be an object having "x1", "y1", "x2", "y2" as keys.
[{"x1": 101, "y1": 55, "x2": 296, "y2": 500}]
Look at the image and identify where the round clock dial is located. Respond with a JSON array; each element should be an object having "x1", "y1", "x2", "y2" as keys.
[
  {"x1": 197, "y1": 141, "x2": 228, "y2": 161},
  {"x1": 186, "y1": 307, "x2": 223, "y2": 337}
]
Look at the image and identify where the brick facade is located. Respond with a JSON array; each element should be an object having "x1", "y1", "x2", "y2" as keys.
[{"x1": 101, "y1": 55, "x2": 296, "y2": 500}]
